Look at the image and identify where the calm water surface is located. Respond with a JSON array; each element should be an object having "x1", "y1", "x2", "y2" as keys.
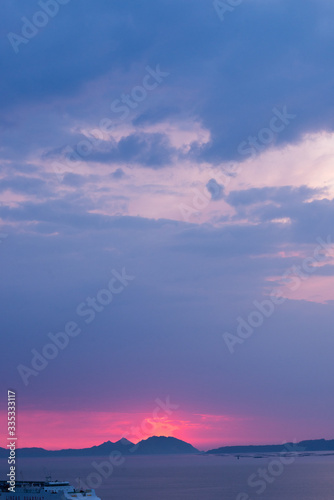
[{"x1": 1, "y1": 454, "x2": 334, "y2": 500}]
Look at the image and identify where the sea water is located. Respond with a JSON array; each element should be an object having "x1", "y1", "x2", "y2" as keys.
[{"x1": 1, "y1": 454, "x2": 333, "y2": 500}]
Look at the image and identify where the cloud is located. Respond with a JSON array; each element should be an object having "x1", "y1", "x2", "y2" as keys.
[
  {"x1": 206, "y1": 178, "x2": 224, "y2": 201},
  {"x1": 221, "y1": 186, "x2": 334, "y2": 245},
  {"x1": 89, "y1": 132, "x2": 176, "y2": 168},
  {"x1": 132, "y1": 106, "x2": 181, "y2": 127},
  {"x1": 226, "y1": 186, "x2": 321, "y2": 207},
  {"x1": 61, "y1": 173, "x2": 87, "y2": 187},
  {"x1": 2, "y1": 0, "x2": 334, "y2": 165},
  {"x1": 0, "y1": 175, "x2": 48, "y2": 195},
  {"x1": 111, "y1": 168, "x2": 126, "y2": 180}
]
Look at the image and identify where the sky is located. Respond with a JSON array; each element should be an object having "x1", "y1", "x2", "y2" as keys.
[{"x1": 1, "y1": 0, "x2": 334, "y2": 451}]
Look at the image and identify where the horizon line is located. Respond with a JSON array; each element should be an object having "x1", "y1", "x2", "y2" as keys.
[{"x1": 3, "y1": 435, "x2": 333, "y2": 453}]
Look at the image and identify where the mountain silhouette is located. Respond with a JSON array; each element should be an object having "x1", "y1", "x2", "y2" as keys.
[
  {"x1": 0, "y1": 436, "x2": 198, "y2": 457},
  {"x1": 133, "y1": 436, "x2": 199, "y2": 455},
  {"x1": 1, "y1": 437, "x2": 333, "y2": 458}
]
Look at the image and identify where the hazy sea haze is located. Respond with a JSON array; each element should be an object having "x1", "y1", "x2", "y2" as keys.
[{"x1": 1, "y1": 454, "x2": 334, "y2": 500}]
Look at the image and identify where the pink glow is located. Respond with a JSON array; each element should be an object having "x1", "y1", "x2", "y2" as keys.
[
  {"x1": 1, "y1": 410, "x2": 332, "y2": 451},
  {"x1": 277, "y1": 275, "x2": 334, "y2": 304}
]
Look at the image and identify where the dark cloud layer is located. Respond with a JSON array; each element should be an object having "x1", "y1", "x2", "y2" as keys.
[{"x1": 1, "y1": 0, "x2": 334, "y2": 164}]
